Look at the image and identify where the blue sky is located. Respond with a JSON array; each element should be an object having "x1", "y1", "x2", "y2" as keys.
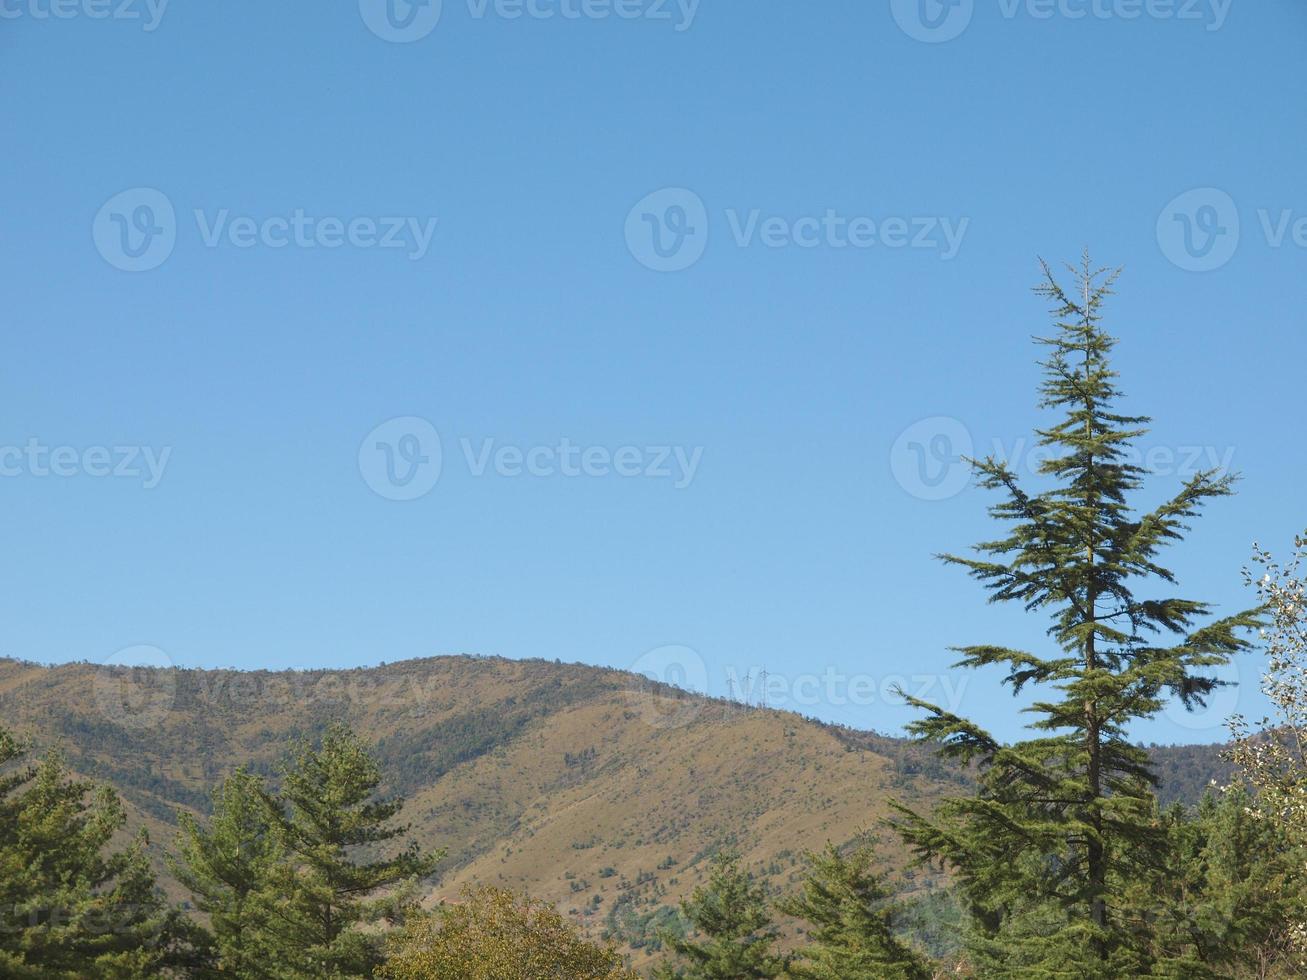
[{"x1": 3, "y1": 0, "x2": 1305, "y2": 745}]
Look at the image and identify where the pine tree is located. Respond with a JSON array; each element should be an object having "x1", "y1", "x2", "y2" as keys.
[
  {"x1": 778, "y1": 842, "x2": 932, "y2": 980},
  {"x1": 255, "y1": 723, "x2": 443, "y2": 978},
  {"x1": 656, "y1": 852, "x2": 783, "y2": 979},
  {"x1": 171, "y1": 766, "x2": 282, "y2": 978},
  {"x1": 0, "y1": 727, "x2": 196, "y2": 978},
  {"x1": 890, "y1": 256, "x2": 1261, "y2": 977}
]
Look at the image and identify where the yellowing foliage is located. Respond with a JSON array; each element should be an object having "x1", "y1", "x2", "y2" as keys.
[{"x1": 378, "y1": 884, "x2": 638, "y2": 980}]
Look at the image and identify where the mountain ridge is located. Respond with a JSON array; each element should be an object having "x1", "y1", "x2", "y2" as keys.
[{"x1": 0, "y1": 654, "x2": 1229, "y2": 966}]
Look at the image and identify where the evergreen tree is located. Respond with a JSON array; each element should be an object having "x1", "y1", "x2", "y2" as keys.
[
  {"x1": 656, "y1": 852, "x2": 783, "y2": 979},
  {"x1": 0, "y1": 727, "x2": 196, "y2": 978},
  {"x1": 255, "y1": 723, "x2": 442, "y2": 978},
  {"x1": 171, "y1": 766, "x2": 282, "y2": 978},
  {"x1": 778, "y1": 841, "x2": 932, "y2": 980},
  {"x1": 890, "y1": 256, "x2": 1261, "y2": 977},
  {"x1": 1134, "y1": 788, "x2": 1304, "y2": 978}
]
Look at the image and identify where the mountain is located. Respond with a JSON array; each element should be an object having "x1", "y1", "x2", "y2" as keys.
[{"x1": 0, "y1": 655, "x2": 1229, "y2": 967}]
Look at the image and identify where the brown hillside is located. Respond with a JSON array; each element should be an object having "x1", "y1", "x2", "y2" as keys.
[{"x1": 0, "y1": 655, "x2": 1221, "y2": 968}]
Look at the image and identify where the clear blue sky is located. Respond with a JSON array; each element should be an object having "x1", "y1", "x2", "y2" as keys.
[{"x1": 3, "y1": 0, "x2": 1305, "y2": 745}]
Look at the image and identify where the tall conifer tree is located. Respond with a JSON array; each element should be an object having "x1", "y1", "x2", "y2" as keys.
[
  {"x1": 656, "y1": 852, "x2": 783, "y2": 979},
  {"x1": 172, "y1": 767, "x2": 282, "y2": 978},
  {"x1": 891, "y1": 256, "x2": 1261, "y2": 976},
  {"x1": 779, "y1": 842, "x2": 932, "y2": 980},
  {"x1": 0, "y1": 728, "x2": 196, "y2": 978},
  {"x1": 256, "y1": 724, "x2": 442, "y2": 978}
]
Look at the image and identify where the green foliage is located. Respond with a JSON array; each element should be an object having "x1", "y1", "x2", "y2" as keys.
[
  {"x1": 172, "y1": 723, "x2": 442, "y2": 978},
  {"x1": 657, "y1": 852, "x2": 783, "y2": 979},
  {"x1": 170, "y1": 767, "x2": 282, "y2": 978},
  {"x1": 255, "y1": 723, "x2": 442, "y2": 977},
  {"x1": 1147, "y1": 743, "x2": 1236, "y2": 809},
  {"x1": 778, "y1": 841, "x2": 932, "y2": 980},
  {"x1": 605, "y1": 899, "x2": 690, "y2": 954},
  {"x1": 1129, "y1": 788, "x2": 1304, "y2": 978},
  {"x1": 896, "y1": 885, "x2": 964, "y2": 961},
  {"x1": 891, "y1": 257, "x2": 1263, "y2": 977},
  {"x1": 0, "y1": 727, "x2": 197, "y2": 978}
]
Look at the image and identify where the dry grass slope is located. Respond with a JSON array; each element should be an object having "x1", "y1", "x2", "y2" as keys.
[{"x1": 0, "y1": 655, "x2": 1224, "y2": 967}]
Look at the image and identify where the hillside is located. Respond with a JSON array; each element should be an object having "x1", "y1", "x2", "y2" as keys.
[{"x1": 0, "y1": 655, "x2": 1228, "y2": 967}]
